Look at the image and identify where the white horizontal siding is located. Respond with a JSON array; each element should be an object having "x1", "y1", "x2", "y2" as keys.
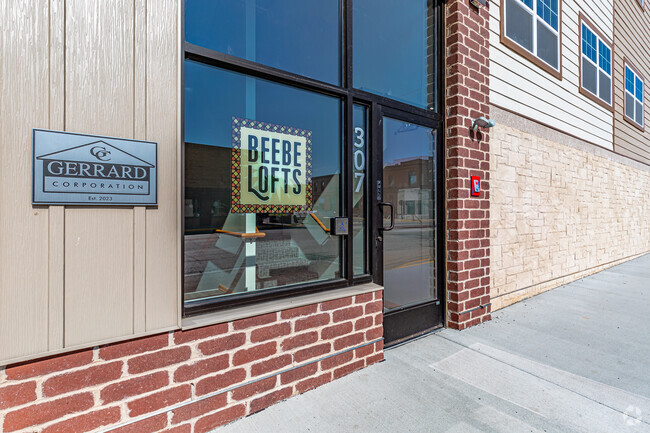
[{"x1": 490, "y1": 0, "x2": 614, "y2": 149}]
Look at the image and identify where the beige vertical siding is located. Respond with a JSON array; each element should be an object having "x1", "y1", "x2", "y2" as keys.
[
  {"x1": 613, "y1": 0, "x2": 650, "y2": 164},
  {"x1": 0, "y1": 0, "x2": 180, "y2": 364}
]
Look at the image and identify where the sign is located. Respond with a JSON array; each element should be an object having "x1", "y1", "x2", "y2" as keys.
[
  {"x1": 231, "y1": 117, "x2": 312, "y2": 213},
  {"x1": 471, "y1": 176, "x2": 481, "y2": 197},
  {"x1": 32, "y1": 129, "x2": 157, "y2": 205}
]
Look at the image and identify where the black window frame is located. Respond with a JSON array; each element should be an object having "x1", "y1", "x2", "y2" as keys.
[{"x1": 182, "y1": 0, "x2": 446, "y2": 317}]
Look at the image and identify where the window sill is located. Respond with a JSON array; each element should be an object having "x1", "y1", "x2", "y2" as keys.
[{"x1": 181, "y1": 282, "x2": 383, "y2": 330}]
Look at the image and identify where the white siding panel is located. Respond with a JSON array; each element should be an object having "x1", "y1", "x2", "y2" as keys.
[{"x1": 490, "y1": 0, "x2": 614, "y2": 149}]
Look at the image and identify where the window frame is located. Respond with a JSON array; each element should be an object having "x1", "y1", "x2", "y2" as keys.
[
  {"x1": 578, "y1": 13, "x2": 614, "y2": 112},
  {"x1": 623, "y1": 59, "x2": 645, "y2": 132},
  {"x1": 500, "y1": 0, "x2": 563, "y2": 80},
  {"x1": 180, "y1": 0, "x2": 446, "y2": 316}
]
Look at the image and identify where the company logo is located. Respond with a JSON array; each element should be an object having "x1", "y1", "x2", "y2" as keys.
[{"x1": 90, "y1": 146, "x2": 112, "y2": 161}]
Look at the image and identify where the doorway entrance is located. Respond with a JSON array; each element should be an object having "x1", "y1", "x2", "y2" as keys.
[{"x1": 373, "y1": 107, "x2": 444, "y2": 346}]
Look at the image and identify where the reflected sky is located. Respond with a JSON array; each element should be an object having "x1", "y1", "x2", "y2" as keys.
[
  {"x1": 184, "y1": 60, "x2": 341, "y2": 178},
  {"x1": 185, "y1": 0, "x2": 340, "y2": 85},
  {"x1": 383, "y1": 117, "x2": 435, "y2": 166}
]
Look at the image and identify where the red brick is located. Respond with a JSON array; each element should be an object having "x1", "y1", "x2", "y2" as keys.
[
  {"x1": 194, "y1": 404, "x2": 246, "y2": 433},
  {"x1": 294, "y1": 313, "x2": 330, "y2": 332},
  {"x1": 294, "y1": 343, "x2": 331, "y2": 363},
  {"x1": 354, "y1": 316, "x2": 373, "y2": 331},
  {"x1": 198, "y1": 333, "x2": 246, "y2": 356},
  {"x1": 321, "y1": 322, "x2": 353, "y2": 340},
  {"x1": 251, "y1": 354, "x2": 292, "y2": 377},
  {"x1": 232, "y1": 312, "x2": 277, "y2": 330},
  {"x1": 0, "y1": 381, "x2": 36, "y2": 410},
  {"x1": 100, "y1": 334, "x2": 168, "y2": 360},
  {"x1": 250, "y1": 322, "x2": 291, "y2": 343},
  {"x1": 3, "y1": 393, "x2": 94, "y2": 432},
  {"x1": 41, "y1": 407, "x2": 121, "y2": 433},
  {"x1": 196, "y1": 368, "x2": 247, "y2": 396},
  {"x1": 333, "y1": 360, "x2": 364, "y2": 380},
  {"x1": 250, "y1": 387, "x2": 292, "y2": 413},
  {"x1": 173, "y1": 323, "x2": 228, "y2": 345},
  {"x1": 171, "y1": 392, "x2": 228, "y2": 424},
  {"x1": 43, "y1": 361, "x2": 123, "y2": 397},
  {"x1": 374, "y1": 313, "x2": 383, "y2": 326},
  {"x1": 173, "y1": 354, "x2": 229, "y2": 382},
  {"x1": 374, "y1": 290, "x2": 383, "y2": 300},
  {"x1": 128, "y1": 346, "x2": 191, "y2": 374},
  {"x1": 320, "y1": 297, "x2": 352, "y2": 311},
  {"x1": 110, "y1": 413, "x2": 168, "y2": 433},
  {"x1": 295, "y1": 372, "x2": 331, "y2": 394},
  {"x1": 231, "y1": 376, "x2": 276, "y2": 400},
  {"x1": 281, "y1": 331, "x2": 319, "y2": 351},
  {"x1": 232, "y1": 342, "x2": 276, "y2": 366},
  {"x1": 365, "y1": 300, "x2": 383, "y2": 314},
  {"x1": 128, "y1": 385, "x2": 191, "y2": 417},
  {"x1": 366, "y1": 352, "x2": 384, "y2": 366},
  {"x1": 101, "y1": 371, "x2": 169, "y2": 404},
  {"x1": 280, "y1": 362, "x2": 319, "y2": 385},
  {"x1": 365, "y1": 326, "x2": 383, "y2": 341},
  {"x1": 332, "y1": 306, "x2": 363, "y2": 323},
  {"x1": 354, "y1": 344, "x2": 374, "y2": 359},
  {"x1": 333, "y1": 333, "x2": 364, "y2": 351},
  {"x1": 321, "y1": 350, "x2": 353, "y2": 370},
  {"x1": 5, "y1": 350, "x2": 93, "y2": 380},
  {"x1": 164, "y1": 425, "x2": 192, "y2": 433},
  {"x1": 354, "y1": 293, "x2": 373, "y2": 304},
  {"x1": 280, "y1": 304, "x2": 318, "y2": 319}
]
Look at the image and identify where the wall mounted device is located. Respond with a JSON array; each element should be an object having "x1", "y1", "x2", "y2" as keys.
[
  {"x1": 471, "y1": 116, "x2": 496, "y2": 132},
  {"x1": 330, "y1": 217, "x2": 349, "y2": 235},
  {"x1": 469, "y1": 0, "x2": 487, "y2": 7},
  {"x1": 471, "y1": 176, "x2": 481, "y2": 197}
]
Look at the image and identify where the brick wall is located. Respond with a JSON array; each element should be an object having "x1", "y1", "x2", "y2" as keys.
[
  {"x1": 445, "y1": 0, "x2": 492, "y2": 329},
  {"x1": 0, "y1": 291, "x2": 383, "y2": 433},
  {"x1": 491, "y1": 113, "x2": 650, "y2": 310}
]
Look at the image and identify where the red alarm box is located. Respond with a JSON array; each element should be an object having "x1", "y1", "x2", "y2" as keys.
[{"x1": 471, "y1": 176, "x2": 481, "y2": 197}]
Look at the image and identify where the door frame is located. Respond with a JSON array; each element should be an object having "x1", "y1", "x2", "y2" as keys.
[{"x1": 371, "y1": 104, "x2": 446, "y2": 346}]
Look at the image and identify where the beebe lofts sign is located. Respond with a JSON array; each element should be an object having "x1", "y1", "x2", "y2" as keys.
[
  {"x1": 32, "y1": 129, "x2": 158, "y2": 205},
  {"x1": 231, "y1": 117, "x2": 312, "y2": 213}
]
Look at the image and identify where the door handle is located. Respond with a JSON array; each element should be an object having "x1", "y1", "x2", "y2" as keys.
[{"x1": 379, "y1": 202, "x2": 395, "y2": 231}]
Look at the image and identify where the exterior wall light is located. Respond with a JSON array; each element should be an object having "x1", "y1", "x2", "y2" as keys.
[
  {"x1": 469, "y1": 0, "x2": 487, "y2": 7},
  {"x1": 471, "y1": 116, "x2": 496, "y2": 132}
]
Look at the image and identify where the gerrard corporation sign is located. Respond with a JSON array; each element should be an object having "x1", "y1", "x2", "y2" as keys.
[{"x1": 32, "y1": 129, "x2": 158, "y2": 205}]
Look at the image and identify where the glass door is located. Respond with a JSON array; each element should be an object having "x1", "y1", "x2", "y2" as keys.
[{"x1": 374, "y1": 107, "x2": 443, "y2": 345}]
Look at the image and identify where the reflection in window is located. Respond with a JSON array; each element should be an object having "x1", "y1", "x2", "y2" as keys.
[
  {"x1": 184, "y1": 60, "x2": 342, "y2": 303},
  {"x1": 504, "y1": 0, "x2": 560, "y2": 72},
  {"x1": 625, "y1": 64, "x2": 644, "y2": 127},
  {"x1": 580, "y1": 21, "x2": 612, "y2": 106},
  {"x1": 353, "y1": 0, "x2": 437, "y2": 109},
  {"x1": 185, "y1": 0, "x2": 340, "y2": 85}
]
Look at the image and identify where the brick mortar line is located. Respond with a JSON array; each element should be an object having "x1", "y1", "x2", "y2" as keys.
[
  {"x1": 491, "y1": 250, "x2": 650, "y2": 300},
  {"x1": 96, "y1": 338, "x2": 384, "y2": 433}
]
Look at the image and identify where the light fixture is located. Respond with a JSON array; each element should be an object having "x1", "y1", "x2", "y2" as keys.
[
  {"x1": 469, "y1": 0, "x2": 487, "y2": 7},
  {"x1": 471, "y1": 116, "x2": 496, "y2": 132}
]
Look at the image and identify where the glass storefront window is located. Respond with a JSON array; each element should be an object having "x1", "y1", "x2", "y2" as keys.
[
  {"x1": 184, "y1": 60, "x2": 342, "y2": 303},
  {"x1": 353, "y1": 0, "x2": 436, "y2": 109},
  {"x1": 185, "y1": 0, "x2": 341, "y2": 85}
]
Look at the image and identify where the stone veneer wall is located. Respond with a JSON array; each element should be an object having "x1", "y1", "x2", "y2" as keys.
[
  {"x1": 0, "y1": 291, "x2": 383, "y2": 433},
  {"x1": 490, "y1": 107, "x2": 650, "y2": 310}
]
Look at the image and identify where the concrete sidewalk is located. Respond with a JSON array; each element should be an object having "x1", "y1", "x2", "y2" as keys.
[{"x1": 216, "y1": 254, "x2": 650, "y2": 433}]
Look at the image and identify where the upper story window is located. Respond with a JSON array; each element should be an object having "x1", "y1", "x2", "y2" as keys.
[
  {"x1": 501, "y1": 0, "x2": 562, "y2": 79},
  {"x1": 625, "y1": 63, "x2": 644, "y2": 129},
  {"x1": 579, "y1": 15, "x2": 613, "y2": 110}
]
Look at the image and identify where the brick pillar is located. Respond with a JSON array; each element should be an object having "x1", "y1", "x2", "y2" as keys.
[{"x1": 444, "y1": 0, "x2": 491, "y2": 330}]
